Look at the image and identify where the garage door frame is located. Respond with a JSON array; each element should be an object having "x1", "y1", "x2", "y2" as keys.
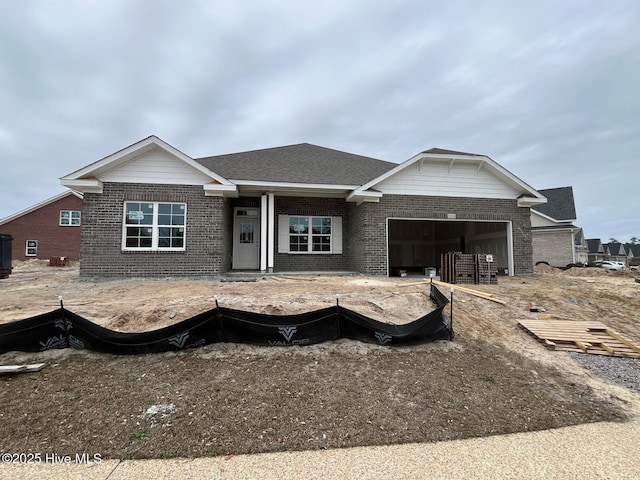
[{"x1": 385, "y1": 217, "x2": 514, "y2": 277}]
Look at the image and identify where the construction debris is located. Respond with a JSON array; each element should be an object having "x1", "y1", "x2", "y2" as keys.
[
  {"x1": 397, "y1": 278, "x2": 507, "y2": 305},
  {"x1": 518, "y1": 319, "x2": 640, "y2": 358},
  {"x1": 0, "y1": 363, "x2": 46, "y2": 375}
]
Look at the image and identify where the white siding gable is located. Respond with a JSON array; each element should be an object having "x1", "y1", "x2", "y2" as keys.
[
  {"x1": 531, "y1": 212, "x2": 558, "y2": 227},
  {"x1": 375, "y1": 161, "x2": 520, "y2": 199},
  {"x1": 99, "y1": 148, "x2": 215, "y2": 185}
]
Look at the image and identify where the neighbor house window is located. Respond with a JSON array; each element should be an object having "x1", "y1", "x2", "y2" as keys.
[
  {"x1": 122, "y1": 202, "x2": 186, "y2": 251},
  {"x1": 26, "y1": 240, "x2": 37, "y2": 256},
  {"x1": 60, "y1": 210, "x2": 81, "y2": 226},
  {"x1": 282, "y1": 215, "x2": 339, "y2": 253}
]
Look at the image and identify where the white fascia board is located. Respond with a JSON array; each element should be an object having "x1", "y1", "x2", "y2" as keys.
[
  {"x1": 203, "y1": 184, "x2": 239, "y2": 197},
  {"x1": 531, "y1": 225, "x2": 577, "y2": 233},
  {"x1": 232, "y1": 180, "x2": 358, "y2": 197},
  {"x1": 231, "y1": 180, "x2": 359, "y2": 190},
  {"x1": 60, "y1": 135, "x2": 233, "y2": 186},
  {"x1": 0, "y1": 190, "x2": 80, "y2": 225},
  {"x1": 531, "y1": 209, "x2": 576, "y2": 224},
  {"x1": 59, "y1": 178, "x2": 103, "y2": 194}
]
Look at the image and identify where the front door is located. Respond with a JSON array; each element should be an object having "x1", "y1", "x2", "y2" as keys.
[{"x1": 232, "y1": 208, "x2": 260, "y2": 269}]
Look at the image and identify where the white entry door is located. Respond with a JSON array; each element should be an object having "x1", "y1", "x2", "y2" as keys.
[{"x1": 232, "y1": 209, "x2": 260, "y2": 269}]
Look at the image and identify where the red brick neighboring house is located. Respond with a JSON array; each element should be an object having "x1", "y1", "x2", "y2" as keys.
[{"x1": 0, "y1": 191, "x2": 83, "y2": 262}]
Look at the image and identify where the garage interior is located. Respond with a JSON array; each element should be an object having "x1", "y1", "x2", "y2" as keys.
[{"x1": 387, "y1": 219, "x2": 509, "y2": 275}]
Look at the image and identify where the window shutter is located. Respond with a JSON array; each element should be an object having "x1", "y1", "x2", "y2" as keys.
[
  {"x1": 332, "y1": 216, "x2": 342, "y2": 254},
  {"x1": 278, "y1": 215, "x2": 289, "y2": 253}
]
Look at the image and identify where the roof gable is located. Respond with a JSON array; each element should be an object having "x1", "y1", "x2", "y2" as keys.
[
  {"x1": 625, "y1": 244, "x2": 640, "y2": 257},
  {"x1": 587, "y1": 238, "x2": 604, "y2": 253},
  {"x1": 194, "y1": 143, "x2": 395, "y2": 186},
  {"x1": 60, "y1": 136, "x2": 235, "y2": 194},
  {"x1": 603, "y1": 242, "x2": 626, "y2": 255},
  {"x1": 531, "y1": 187, "x2": 577, "y2": 222},
  {"x1": 354, "y1": 148, "x2": 546, "y2": 206},
  {"x1": 0, "y1": 191, "x2": 82, "y2": 226}
]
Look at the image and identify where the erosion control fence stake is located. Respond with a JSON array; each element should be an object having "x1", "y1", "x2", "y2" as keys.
[
  {"x1": 336, "y1": 296, "x2": 341, "y2": 339},
  {"x1": 215, "y1": 298, "x2": 226, "y2": 342},
  {"x1": 59, "y1": 295, "x2": 71, "y2": 348},
  {"x1": 450, "y1": 288, "x2": 454, "y2": 325}
]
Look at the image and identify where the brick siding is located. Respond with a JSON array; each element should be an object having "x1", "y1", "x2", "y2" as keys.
[
  {"x1": 80, "y1": 183, "x2": 226, "y2": 277},
  {"x1": 274, "y1": 197, "x2": 349, "y2": 271},
  {"x1": 348, "y1": 195, "x2": 533, "y2": 276},
  {"x1": 532, "y1": 230, "x2": 575, "y2": 267},
  {"x1": 79, "y1": 186, "x2": 533, "y2": 277},
  {"x1": 1, "y1": 194, "x2": 83, "y2": 261}
]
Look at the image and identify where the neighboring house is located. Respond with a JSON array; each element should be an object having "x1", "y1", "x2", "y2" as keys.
[
  {"x1": 587, "y1": 238, "x2": 606, "y2": 263},
  {"x1": 530, "y1": 187, "x2": 586, "y2": 267},
  {"x1": 626, "y1": 244, "x2": 640, "y2": 266},
  {"x1": 0, "y1": 191, "x2": 83, "y2": 262},
  {"x1": 60, "y1": 136, "x2": 546, "y2": 278},
  {"x1": 603, "y1": 242, "x2": 628, "y2": 265}
]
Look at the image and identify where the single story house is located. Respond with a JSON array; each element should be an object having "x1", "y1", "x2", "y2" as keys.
[
  {"x1": 530, "y1": 186, "x2": 587, "y2": 267},
  {"x1": 0, "y1": 191, "x2": 83, "y2": 262},
  {"x1": 603, "y1": 242, "x2": 628, "y2": 265},
  {"x1": 60, "y1": 136, "x2": 546, "y2": 277},
  {"x1": 626, "y1": 244, "x2": 640, "y2": 266},
  {"x1": 586, "y1": 238, "x2": 605, "y2": 264}
]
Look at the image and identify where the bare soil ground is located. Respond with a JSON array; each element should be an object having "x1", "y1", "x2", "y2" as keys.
[{"x1": 1, "y1": 260, "x2": 639, "y2": 459}]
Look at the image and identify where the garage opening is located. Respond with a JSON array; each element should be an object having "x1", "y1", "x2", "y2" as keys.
[{"x1": 387, "y1": 219, "x2": 511, "y2": 276}]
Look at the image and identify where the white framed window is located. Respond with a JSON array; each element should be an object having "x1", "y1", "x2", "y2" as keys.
[
  {"x1": 26, "y1": 240, "x2": 37, "y2": 256},
  {"x1": 60, "y1": 210, "x2": 81, "y2": 226},
  {"x1": 122, "y1": 202, "x2": 186, "y2": 251},
  {"x1": 278, "y1": 215, "x2": 342, "y2": 254}
]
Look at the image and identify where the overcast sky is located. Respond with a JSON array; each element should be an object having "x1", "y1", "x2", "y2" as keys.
[{"x1": 1, "y1": 0, "x2": 638, "y2": 242}]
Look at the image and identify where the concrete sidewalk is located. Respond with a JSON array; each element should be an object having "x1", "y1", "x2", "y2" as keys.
[{"x1": 2, "y1": 418, "x2": 639, "y2": 479}]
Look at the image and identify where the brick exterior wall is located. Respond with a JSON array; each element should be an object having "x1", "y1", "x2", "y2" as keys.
[
  {"x1": 78, "y1": 186, "x2": 533, "y2": 277},
  {"x1": 80, "y1": 183, "x2": 227, "y2": 277},
  {"x1": 1, "y1": 194, "x2": 83, "y2": 261},
  {"x1": 274, "y1": 197, "x2": 349, "y2": 271},
  {"x1": 532, "y1": 230, "x2": 574, "y2": 267},
  {"x1": 348, "y1": 195, "x2": 533, "y2": 276}
]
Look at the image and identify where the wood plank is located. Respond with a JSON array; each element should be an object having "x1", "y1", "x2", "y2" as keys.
[
  {"x1": 432, "y1": 280, "x2": 507, "y2": 305},
  {"x1": 517, "y1": 320, "x2": 640, "y2": 358},
  {"x1": 0, "y1": 363, "x2": 46, "y2": 375},
  {"x1": 603, "y1": 329, "x2": 640, "y2": 354},
  {"x1": 594, "y1": 342, "x2": 615, "y2": 354},
  {"x1": 573, "y1": 341, "x2": 591, "y2": 352}
]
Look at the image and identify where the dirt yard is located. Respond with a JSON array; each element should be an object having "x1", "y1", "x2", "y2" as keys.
[{"x1": 1, "y1": 260, "x2": 639, "y2": 459}]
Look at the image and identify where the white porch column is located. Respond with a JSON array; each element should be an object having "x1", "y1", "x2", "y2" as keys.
[
  {"x1": 260, "y1": 194, "x2": 268, "y2": 272},
  {"x1": 507, "y1": 221, "x2": 514, "y2": 276},
  {"x1": 267, "y1": 192, "x2": 275, "y2": 272}
]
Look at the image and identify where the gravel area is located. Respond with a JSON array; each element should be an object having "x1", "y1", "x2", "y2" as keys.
[{"x1": 570, "y1": 352, "x2": 640, "y2": 393}]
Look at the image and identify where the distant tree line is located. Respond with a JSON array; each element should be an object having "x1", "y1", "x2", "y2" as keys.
[{"x1": 609, "y1": 237, "x2": 638, "y2": 244}]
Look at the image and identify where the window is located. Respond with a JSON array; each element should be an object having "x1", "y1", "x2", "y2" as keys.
[
  {"x1": 122, "y1": 202, "x2": 186, "y2": 251},
  {"x1": 279, "y1": 215, "x2": 342, "y2": 254},
  {"x1": 60, "y1": 210, "x2": 81, "y2": 226},
  {"x1": 26, "y1": 240, "x2": 37, "y2": 256}
]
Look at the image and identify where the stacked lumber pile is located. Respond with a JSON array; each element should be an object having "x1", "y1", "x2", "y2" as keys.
[{"x1": 440, "y1": 252, "x2": 498, "y2": 285}]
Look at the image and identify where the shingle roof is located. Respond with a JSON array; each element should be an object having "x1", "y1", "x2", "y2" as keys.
[
  {"x1": 587, "y1": 238, "x2": 604, "y2": 253},
  {"x1": 421, "y1": 147, "x2": 485, "y2": 157},
  {"x1": 625, "y1": 244, "x2": 640, "y2": 257},
  {"x1": 532, "y1": 187, "x2": 577, "y2": 221},
  {"x1": 603, "y1": 242, "x2": 626, "y2": 256},
  {"x1": 194, "y1": 143, "x2": 396, "y2": 186}
]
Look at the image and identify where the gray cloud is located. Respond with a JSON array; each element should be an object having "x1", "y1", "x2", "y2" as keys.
[{"x1": 1, "y1": 0, "x2": 638, "y2": 241}]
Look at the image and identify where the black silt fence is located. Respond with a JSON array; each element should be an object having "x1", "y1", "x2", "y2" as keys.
[{"x1": 0, "y1": 284, "x2": 453, "y2": 355}]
